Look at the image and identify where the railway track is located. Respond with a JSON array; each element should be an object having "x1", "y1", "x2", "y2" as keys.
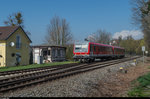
[
  {"x1": 0, "y1": 62, "x2": 81, "y2": 77},
  {"x1": 0, "y1": 56, "x2": 141, "y2": 93},
  {"x1": 0, "y1": 59, "x2": 120, "y2": 78}
]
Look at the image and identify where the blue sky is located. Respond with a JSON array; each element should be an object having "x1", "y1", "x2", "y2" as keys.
[{"x1": 0, "y1": 0, "x2": 143, "y2": 45}]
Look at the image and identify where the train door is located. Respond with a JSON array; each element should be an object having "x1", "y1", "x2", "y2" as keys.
[
  {"x1": 112, "y1": 47, "x2": 115, "y2": 58},
  {"x1": 93, "y1": 45, "x2": 97, "y2": 55},
  {"x1": 98, "y1": 45, "x2": 101, "y2": 55},
  {"x1": 96, "y1": 46, "x2": 98, "y2": 55},
  {"x1": 90, "y1": 44, "x2": 93, "y2": 56},
  {"x1": 99, "y1": 46, "x2": 102, "y2": 54}
]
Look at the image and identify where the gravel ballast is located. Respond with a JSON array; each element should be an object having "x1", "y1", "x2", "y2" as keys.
[{"x1": 1, "y1": 57, "x2": 144, "y2": 97}]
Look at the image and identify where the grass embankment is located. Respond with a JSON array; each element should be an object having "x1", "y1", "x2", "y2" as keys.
[
  {"x1": 0, "y1": 61, "x2": 78, "y2": 72},
  {"x1": 128, "y1": 72, "x2": 150, "y2": 97}
]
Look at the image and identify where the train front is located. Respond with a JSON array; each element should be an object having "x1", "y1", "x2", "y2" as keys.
[{"x1": 73, "y1": 42, "x2": 90, "y2": 62}]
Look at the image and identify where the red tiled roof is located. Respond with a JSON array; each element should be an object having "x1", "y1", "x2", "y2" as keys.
[
  {"x1": 0, "y1": 26, "x2": 32, "y2": 42},
  {"x1": 0, "y1": 26, "x2": 19, "y2": 40}
]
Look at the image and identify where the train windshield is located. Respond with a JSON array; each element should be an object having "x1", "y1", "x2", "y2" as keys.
[{"x1": 74, "y1": 44, "x2": 88, "y2": 52}]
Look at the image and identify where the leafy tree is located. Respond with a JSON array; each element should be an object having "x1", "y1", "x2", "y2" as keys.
[
  {"x1": 4, "y1": 12, "x2": 31, "y2": 36},
  {"x1": 4, "y1": 12, "x2": 24, "y2": 28},
  {"x1": 119, "y1": 35, "x2": 147, "y2": 55},
  {"x1": 135, "y1": 39, "x2": 145, "y2": 55},
  {"x1": 65, "y1": 44, "x2": 74, "y2": 61},
  {"x1": 119, "y1": 35, "x2": 136, "y2": 55}
]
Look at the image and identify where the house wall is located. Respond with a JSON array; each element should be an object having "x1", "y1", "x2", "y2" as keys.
[
  {"x1": 0, "y1": 41, "x2": 6, "y2": 67},
  {"x1": 32, "y1": 46, "x2": 66, "y2": 63},
  {"x1": 32, "y1": 48, "x2": 42, "y2": 63},
  {"x1": 51, "y1": 47, "x2": 66, "y2": 62},
  {"x1": 6, "y1": 27, "x2": 31, "y2": 66},
  {"x1": 32, "y1": 47, "x2": 52, "y2": 63}
]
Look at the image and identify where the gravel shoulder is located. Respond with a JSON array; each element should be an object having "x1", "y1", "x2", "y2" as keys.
[
  {"x1": 88, "y1": 58, "x2": 150, "y2": 97},
  {"x1": 1, "y1": 57, "x2": 149, "y2": 97}
]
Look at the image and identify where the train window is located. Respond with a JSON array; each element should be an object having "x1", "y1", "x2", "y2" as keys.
[
  {"x1": 94, "y1": 46, "x2": 96, "y2": 52},
  {"x1": 103, "y1": 47, "x2": 105, "y2": 52},
  {"x1": 103, "y1": 47, "x2": 106, "y2": 51},
  {"x1": 90, "y1": 44, "x2": 92, "y2": 52},
  {"x1": 74, "y1": 44, "x2": 88, "y2": 52},
  {"x1": 101, "y1": 46, "x2": 103, "y2": 52},
  {"x1": 99, "y1": 46, "x2": 101, "y2": 51},
  {"x1": 107, "y1": 47, "x2": 109, "y2": 52},
  {"x1": 75, "y1": 47, "x2": 81, "y2": 50},
  {"x1": 110, "y1": 48, "x2": 112, "y2": 53},
  {"x1": 109, "y1": 47, "x2": 111, "y2": 52},
  {"x1": 97, "y1": 46, "x2": 99, "y2": 51},
  {"x1": 96, "y1": 46, "x2": 98, "y2": 51},
  {"x1": 114, "y1": 48, "x2": 116, "y2": 54}
]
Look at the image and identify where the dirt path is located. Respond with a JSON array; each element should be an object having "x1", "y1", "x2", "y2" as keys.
[{"x1": 88, "y1": 57, "x2": 150, "y2": 97}]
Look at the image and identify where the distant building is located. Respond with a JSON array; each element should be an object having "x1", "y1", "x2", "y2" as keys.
[
  {"x1": 31, "y1": 45, "x2": 66, "y2": 63},
  {"x1": 0, "y1": 26, "x2": 32, "y2": 67}
]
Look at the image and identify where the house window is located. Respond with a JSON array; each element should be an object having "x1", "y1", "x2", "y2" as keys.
[
  {"x1": 58, "y1": 49, "x2": 60, "y2": 56},
  {"x1": 16, "y1": 53, "x2": 21, "y2": 66},
  {"x1": 55, "y1": 49, "x2": 57, "y2": 57},
  {"x1": 48, "y1": 50, "x2": 50, "y2": 55},
  {"x1": 16, "y1": 35, "x2": 21, "y2": 48},
  {"x1": 43, "y1": 50, "x2": 47, "y2": 56}
]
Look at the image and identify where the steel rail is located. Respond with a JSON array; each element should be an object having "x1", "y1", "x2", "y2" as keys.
[
  {"x1": 0, "y1": 56, "x2": 140, "y2": 93},
  {"x1": 0, "y1": 57, "x2": 129, "y2": 82},
  {"x1": 0, "y1": 63, "x2": 81, "y2": 76}
]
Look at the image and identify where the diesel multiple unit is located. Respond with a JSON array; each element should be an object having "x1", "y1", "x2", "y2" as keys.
[{"x1": 73, "y1": 42, "x2": 125, "y2": 62}]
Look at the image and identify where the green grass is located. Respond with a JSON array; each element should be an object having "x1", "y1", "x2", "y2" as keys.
[
  {"x1": 0, "y1": 61, "x2": 78, "y2": 72},
  {"x1": 128, "y1": 72, "x2": 150, "y2": 97}
]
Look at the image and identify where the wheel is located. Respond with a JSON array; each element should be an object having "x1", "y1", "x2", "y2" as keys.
[
  {"x1": 86, "y1": 59, "x2": 91, "y2": 63},
  {"x1": 91, "y1": 58, "x2": 95, "y2": 62},
  {"x1": 79, "y1": 59, "x2": 83, "y2": 63}
]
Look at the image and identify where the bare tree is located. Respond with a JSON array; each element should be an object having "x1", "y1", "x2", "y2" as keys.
[
  {"x1": 45, "y1": 16, "x2": 72, "y2": 46},
  {"x1": 87, "y1": 29, "x2": 112, "y2": 44}
]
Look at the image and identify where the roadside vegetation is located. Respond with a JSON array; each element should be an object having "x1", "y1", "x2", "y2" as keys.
[
  {"x1": 124, "y1": 1, "x2": 150, "y2": 96},
  {"x1": 128, "y1": 71, "x2": 150, "y2": 97},
  {"x1": 0, "y1": 61, "x2": 78, "y2": 72}
]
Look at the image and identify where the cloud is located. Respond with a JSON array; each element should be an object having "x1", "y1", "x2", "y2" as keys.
[{"x1": 113, "y1": 30, "x2": 143, "y2": 40}]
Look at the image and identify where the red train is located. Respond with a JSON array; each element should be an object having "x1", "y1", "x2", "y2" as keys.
[{"x1": 73, "y1": 42, "x2": 125, "y2": 62}]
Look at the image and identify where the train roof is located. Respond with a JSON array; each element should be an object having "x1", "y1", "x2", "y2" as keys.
[
  {"x1": 89, "y1": 42, "x2": 113, "y2": 47},
  {"x1": 89, "y1": 42, "x2": 124, "y2": 49},
  {"x1": 74, "y1": 42, "x2": 125, "y2": 50},
  {"x1": 112, "y1": 46, "x2": 125, "y2": 50}
]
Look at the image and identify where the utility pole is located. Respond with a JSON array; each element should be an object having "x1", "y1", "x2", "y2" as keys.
[{"x1": 142, "y1": 46, "x2": 145, "y2": 65}]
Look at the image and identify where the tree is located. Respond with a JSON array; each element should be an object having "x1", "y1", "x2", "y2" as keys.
[
  {"x1": 4, "y1": 12, "x2": 24, "y2": 28},
  {"x1": 87, "y1": 29, "x2": 112, "y2": 44},
  {"x1": 118, "y1": 35, "x2": 122, "y2": 46},
  {"x1": 135, "y1": 39, "x2": 145, "y2": 55},
  {"x1": 131, "y1": 0, "x2": 150, "y2": 50},
  {"x1": 118, "y1": 35, "x2": 145, "y2": 55},
  {"x1": 45, "y1": 16, "x2": 72, "y2": 46},
  {"x1": 66, "y1": 44, "x2": 74, "y2": 61},
  {"x1": 4, "y1": 12, "x2": 31, "y2": 36}
]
